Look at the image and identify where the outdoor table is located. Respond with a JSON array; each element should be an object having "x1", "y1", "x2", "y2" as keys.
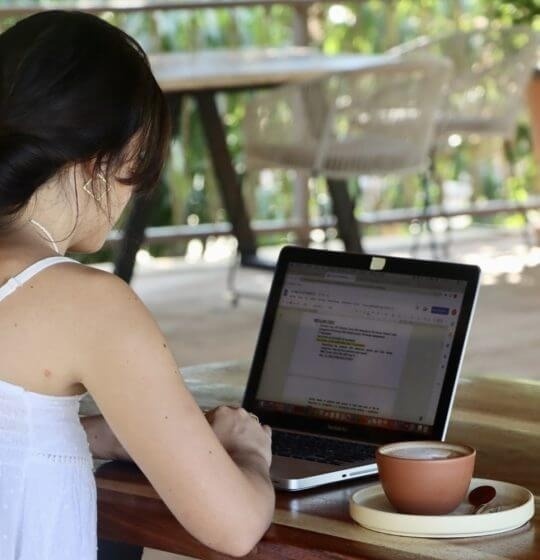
[
  {"x1": 81, "y1": 362, "x2": 540, "y2": 560},
  {"x1": 0, "y1": 3, "x2": 388, "y2": 279},
  {"x1": 113, "y1": 48, "x2": 389, "y2": 282}
]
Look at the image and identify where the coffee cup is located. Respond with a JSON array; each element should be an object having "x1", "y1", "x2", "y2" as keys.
[{"x1": 376, "y1": 441, "x2": 475, "y2": 515}]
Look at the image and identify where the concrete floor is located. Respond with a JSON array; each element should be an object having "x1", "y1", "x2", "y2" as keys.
[
  {"x1": 129, "y1": 229, "x2": 540, "y2": 381},
  {"x1": 121, "y1": 227, "x2": 540, "y2": 560}
]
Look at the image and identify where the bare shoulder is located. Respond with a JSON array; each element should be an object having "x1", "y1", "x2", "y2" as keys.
[
  {"x1": 59, "y1": 262, "x2": 161, "y2": 350},
  {"x1": 44, "y1": 263, "x2": 163, "y2": 379},
  {"x1": 0, "y1": 260, "x2": 158, "y2": 396},
  {"x1": 63, "y1": 263, "x2": 187, "y2": 419},
  {"x1": 56, "y1": 262, "x2": 149, "y2": 321},
  {"x1": 58, "y1": 261, "x2": 136, "y2": 300}
]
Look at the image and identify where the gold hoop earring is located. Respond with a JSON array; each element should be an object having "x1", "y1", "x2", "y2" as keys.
[{"x1": 82, "y1": 172, "x2": 111, "y2": 201}]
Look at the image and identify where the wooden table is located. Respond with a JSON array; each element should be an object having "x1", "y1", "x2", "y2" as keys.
[
  {"x1": 83, "y1": 362, "x2": 540, "y2": 559},
  {"x1": 151, "y1": 49, "x2": 385, "y2": 94},
  {"x1": 114, "y1": 49, "x2": 389, "y2": 282},
  {"x1": 0, "y1": 2, "x2": 378, "y2": 278}
]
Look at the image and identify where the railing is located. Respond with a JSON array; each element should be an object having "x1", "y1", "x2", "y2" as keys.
[{"x1": 105, "y1": 195, "x2": 540, "y2": 248}]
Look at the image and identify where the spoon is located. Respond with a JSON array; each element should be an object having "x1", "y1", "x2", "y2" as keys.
[{"x1": 468, "y1": 485, "x2": 497, "y2": 514}]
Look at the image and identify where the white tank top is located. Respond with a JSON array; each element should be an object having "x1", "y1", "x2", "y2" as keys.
[{"x1": 0, "y1": 257, "x2": 97, "y2": 560}]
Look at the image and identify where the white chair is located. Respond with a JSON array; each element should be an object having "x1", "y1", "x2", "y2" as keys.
[
  {"x1": 244, "y1": 55, "x2": 451, "y2": 247},
  {"x1": 389, "y1": 26, "x2": 539, "y2": 245},
  {"x1": 227, "y1": 56, "x2": 452, "y2": 304}
]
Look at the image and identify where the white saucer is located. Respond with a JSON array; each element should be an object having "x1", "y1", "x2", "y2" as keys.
[{"x1": 349, "y1": 478, "x2": 535, "y2": 538}]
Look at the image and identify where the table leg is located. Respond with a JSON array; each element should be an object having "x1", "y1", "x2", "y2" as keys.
[
  {"x1": 195, "y1": 92, "x2": 260, "y2": 266},
  {"x1": 293, "y1": 171, "x2": 311, "y2": 247},
  {"x1": 113, "y1": 94, "x2": 183, "y2": 283},
  {"x1": 326, "y1": 178, "x2": 364, "y2": 253},
  {"x1": 98, "y1": 539, "x2": 143, "y2": 560},
  {"x1": 113, "y1": 188, "x2": 161, "y2": 282}
]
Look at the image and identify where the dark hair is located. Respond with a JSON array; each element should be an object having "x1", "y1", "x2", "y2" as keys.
[{"x1": 0, "y1": 10, "x2": 170, "y2": 226}]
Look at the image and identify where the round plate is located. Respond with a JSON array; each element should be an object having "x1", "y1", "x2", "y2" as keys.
[{"x1": 349, "y1": 478, "x2": 535, "y2": 538}]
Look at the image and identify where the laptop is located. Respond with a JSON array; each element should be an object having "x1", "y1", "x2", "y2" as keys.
[{"x1": 242, "y1": 246, "x2": 480, "y2": 491}]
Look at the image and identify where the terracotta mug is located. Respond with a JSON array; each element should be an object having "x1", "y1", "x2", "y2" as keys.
[{"x1": 376, "y1": 441, "x2": 475, "y2": 515}]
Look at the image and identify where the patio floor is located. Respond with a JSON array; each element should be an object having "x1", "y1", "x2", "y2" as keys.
[{"x1": 121, "y1": 226, "x2": 540, "y2": 382}]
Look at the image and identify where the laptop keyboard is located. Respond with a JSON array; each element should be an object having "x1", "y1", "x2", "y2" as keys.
[{"x1": 272, "y1": 431, "x2": 377, "y2": 465}]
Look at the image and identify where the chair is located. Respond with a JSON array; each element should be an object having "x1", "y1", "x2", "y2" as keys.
[
  {"x1": 245, "y1": 55, "x2": 452, "y2": 244},
  {"x1": 388, "y1": 26, "x2": 540, "y2": 246},
  {"x1": 227, "y1": 56, "x2": 452, "y2": 304}
]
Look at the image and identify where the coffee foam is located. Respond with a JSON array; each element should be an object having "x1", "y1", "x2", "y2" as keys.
[{"x1": 385, "y1": 447, "x2": 466, "y2": 460}]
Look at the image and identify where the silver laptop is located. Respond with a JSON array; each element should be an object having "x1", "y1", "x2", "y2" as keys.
[{"x1": 242, "y1": 246, "x2": 480, "y2": 491}]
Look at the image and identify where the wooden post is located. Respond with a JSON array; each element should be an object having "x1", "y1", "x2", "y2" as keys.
[
  {"x1": 292, "y1": 171, "x2": 311, "y2": 246},
  {"x1": 326, "y1": 178, "x2": 363, "y2": 253},
  {"x1": 292, "y1": 3, "x2": 312, "y2": 246},
  {"x1": 196, "y1": 92, "x2": 258, "y2": 260},
  {"x1": 527, "y1": 69, "x2": 540, "y2": 165},
  {"x1": 293, "y1": 3, "x2": 310, "y2": 46},
  {"x1": 526, "y1": 69, "x2": 540, "y2": 244}
]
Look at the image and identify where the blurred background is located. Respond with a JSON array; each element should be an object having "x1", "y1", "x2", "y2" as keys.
[{"x1": 2, "y1": 1, "x2": 538, "y2": 265}]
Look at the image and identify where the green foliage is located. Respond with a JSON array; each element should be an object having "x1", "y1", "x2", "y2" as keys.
[
  {"x1": 3, "y1": 1, "x2": 539, "y2": 256},
  {"x1": 494, "y1": 0, "x2": 540, "y2": 24}
]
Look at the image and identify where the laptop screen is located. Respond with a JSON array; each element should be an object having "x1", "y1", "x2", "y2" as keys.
[{"x1": 254, "y1": 262, "x2": 468, "y2": 438}]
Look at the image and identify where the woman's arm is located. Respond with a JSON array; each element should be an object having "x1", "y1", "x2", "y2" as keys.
[
  {"x1": 80, "y1": 412, "x2": 274, "y2": 520},
  {"x1": 74, "y1": 268, "x2": 274, "y2": 558},
  {"x1": 80, "y1": 414, "x2": 130, "y2": 461}
]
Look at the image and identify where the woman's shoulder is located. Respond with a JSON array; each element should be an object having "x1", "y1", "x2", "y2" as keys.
[
  {"x1": 1, "y1": 256, "x2": 134, "y2": 312},
  {"x1": 50, "y1": 260, "x2": 132, "y2": 295},
  {"x1": 48, "y1": 262, "x2": 158, "y2": 380},
  {"x1": 23, "y1": 260, "x2": 148, "y2": 341},
  {"x1": 0, "y1": 260, "x2": 148, "y2": 396},
  {"x1": 56, "y1": 262, "x2": 146, "y2": 318}
]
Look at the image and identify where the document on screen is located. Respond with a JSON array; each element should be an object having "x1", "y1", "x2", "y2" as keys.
[{"x1": 283, "y1": 312, "x2": 412, "y2": 416}]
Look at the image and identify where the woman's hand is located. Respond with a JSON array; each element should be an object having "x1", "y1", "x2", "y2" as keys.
[{"x1": 205, "y1": 406, "x2": 272, "y2": 469}]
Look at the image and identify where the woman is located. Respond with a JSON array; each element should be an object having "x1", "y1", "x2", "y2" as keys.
[{"x1": 0, "y1": 10, "x2": 274, "y2": 560}]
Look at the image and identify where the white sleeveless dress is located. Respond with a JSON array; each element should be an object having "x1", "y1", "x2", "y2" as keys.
[{"x1": 0, "y1": 257, "x2": 97, "y2": 560}]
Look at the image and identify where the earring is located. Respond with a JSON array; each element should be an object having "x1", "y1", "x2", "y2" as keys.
[{"x1": 82, "y1": 172, "x2": 111, "y2": 201}]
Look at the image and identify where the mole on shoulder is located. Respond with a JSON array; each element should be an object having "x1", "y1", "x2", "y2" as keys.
[{"x1": 43, "y1": 369, "x2": 53, "y2": 378}]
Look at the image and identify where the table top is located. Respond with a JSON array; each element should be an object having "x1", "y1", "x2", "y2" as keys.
[
  {"x1": 87, "y1": 362, "x2": 540, "y2": 559},
  {"x1": 149, "y1": 48, "x2": 390, "y2": 93},
  {"x1": 0, "y1": 0, "x2": 354, "y2": 17}
]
